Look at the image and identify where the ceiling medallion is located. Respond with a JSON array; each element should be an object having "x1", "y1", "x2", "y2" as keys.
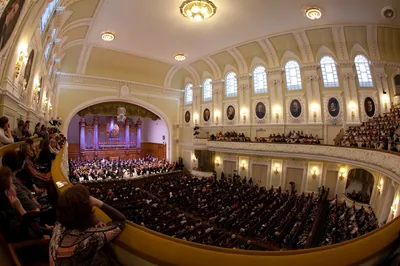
[
  {"x1": 174, "y1": 53, "x2": 187, "y2": 61},
  {"x1": 305, "y1": 7, "x2": 322, "y2": 20},
  {"x1": 180, "y1": 0, "x2": 217, "y2": 21},
  {"x1": 101, "y1": 31, "x2": 115, "y2": 42}
]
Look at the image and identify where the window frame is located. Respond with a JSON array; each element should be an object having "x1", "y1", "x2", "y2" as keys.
[
  {"x1": 320, "y1": 55, "x2": 339, "y2": 88},
  {"x1": 252, "y1": 65, "x2": 268, "y2": 94},
  {"x1": 40, "y1": 0, "x2": 61, "y2": 35},
  {"x1": 202, "y1": 78, "x2": 213, "y2": 102},
  {"x1": 354, "y1": 54, "x2": 374, "y2": 87},
  {"x1": 184, "y1": 83, "x2": 193, "y2": 105},
  {"x1": 284, "y1": 60, "x2": 302, "y2": 91},
  {"x1": 225, "y1": 71, "x2": 238, "y2": 98}
]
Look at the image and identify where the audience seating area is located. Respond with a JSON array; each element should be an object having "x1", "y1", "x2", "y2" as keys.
[
  {"x1": 80, "y1": 173, "x2": 377, "y2": 251},
  {"x1": 338, "y1": 108, "x2": 400, "y2": 151}
]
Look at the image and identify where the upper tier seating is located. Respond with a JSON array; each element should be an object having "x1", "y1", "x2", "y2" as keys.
[{"x1": 339, "y1": 108, "x2": 400, "y2": 150}]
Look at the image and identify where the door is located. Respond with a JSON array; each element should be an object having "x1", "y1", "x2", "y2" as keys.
[
  {"x1": 223, "y1": 161, "x2": 236, "y2": 177},
  {"x1": 285, "y1": 168, "x2": 304, "y2": 192},
  {"x1": 252, "y1": 164, "x2": 268, "y2": 187},
  {"x1": 325, "y1": 170, "x2": 338, "y2": 199}
]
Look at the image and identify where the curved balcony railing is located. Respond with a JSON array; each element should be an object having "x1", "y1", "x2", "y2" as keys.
[{"x1": 51, "y1": 143, "x2": 400, "y2": 266}]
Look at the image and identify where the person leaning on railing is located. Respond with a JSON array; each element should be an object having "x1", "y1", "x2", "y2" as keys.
[{"x1": 50, "y1": 184, "x2": 126, "y2": 266}]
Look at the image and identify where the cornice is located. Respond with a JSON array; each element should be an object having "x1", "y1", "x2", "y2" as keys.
[{"x1": 56, "y1": 72, "x2": 184, "y2": 92}]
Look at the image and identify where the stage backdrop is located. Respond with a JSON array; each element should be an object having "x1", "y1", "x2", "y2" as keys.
[{"x1": 67, "y1": 114, "x2": 167, "y2": 145}]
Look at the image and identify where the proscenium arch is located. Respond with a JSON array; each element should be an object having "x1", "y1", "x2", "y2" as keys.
[{"x1": 62, "y1": 96, "x2": 174, "y2": 160}]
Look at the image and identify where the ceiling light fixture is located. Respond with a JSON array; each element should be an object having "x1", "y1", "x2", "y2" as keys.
[
  {"x1": 174, "y1": 53, "x2": 187, "y2": 61},
  {"x1": 101, "y1": 31, "x2": 115, "y2": 42},
  {"x1": 305, "y1": 7, "x2": 322, "y2": 20},
  {"x1": 180, "y1": 0, "x2": 217, "y2": 21}
]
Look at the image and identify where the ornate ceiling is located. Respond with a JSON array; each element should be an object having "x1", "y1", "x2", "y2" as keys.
[{"x1": 48, "y1": 0, "x2": 400, "y2": 89}]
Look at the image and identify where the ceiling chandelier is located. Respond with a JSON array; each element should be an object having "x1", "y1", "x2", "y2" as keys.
[
  {"x1": 305, "y1": 7, "x2": 322, "y2": 20},
  {"x1": 101, "y1": 31, "x2": 115, "y2": 42},
  {"x1": 180, "y1": 0, "x2": 217, "y2": 21},
  {"x1": 174, "y1": 53, "x2": 187, "y2": 61}
]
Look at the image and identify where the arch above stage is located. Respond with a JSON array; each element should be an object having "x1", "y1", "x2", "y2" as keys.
[{"x1": 62, "y1": 96, "x2": 173, "y2": 160}]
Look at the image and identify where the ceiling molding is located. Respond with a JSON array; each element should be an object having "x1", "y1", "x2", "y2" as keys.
[
  {"x1": 57, "y1": 72, "x2": 183, "y2": 92},
  {"x1": 203, "y1": 56, "x2": 222, "y2": 80},
  {"x1": 76, "y1": 44, "x2": 93, "y2": 74},
  {"x1": 293, "y1": 30, "x2": 315, "y2": 63},
  {"x1": 258, "y1": 38, "x2": 280, "y2": 68},
  {"x1": 164, "y1": 65, "x2": 181, "y2": 88},
  {"x1": 184, "y1": 66, "x2": 200, "y2": 85},
  {"x1": 60, "y1": 39, "x2": 84, "y2": 55},
  {"x1": 59, "y1": 18, "x2": 92, "y2": 38},
  {"x1": 367, "y1": 25, "x2": 381, "y2": 60},
  {"x1": 227, "y1": 48, "x2": 248, "y2": 74},
  {"x1": 332, "y1": 26, "x2": 350, "y2": 61}
]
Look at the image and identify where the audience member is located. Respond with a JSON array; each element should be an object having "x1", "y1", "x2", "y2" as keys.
[{"x1": 50, "y1": 184, "x2": 126, "y2": 265}]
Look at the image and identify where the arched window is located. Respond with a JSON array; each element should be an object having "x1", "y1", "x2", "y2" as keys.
[
  {"x1": 320, "y1": 56, "x2": 339, "y2": 87},
  {"x1": 253, "y1": 66, "x2": 267, "y2": 94},
  {"x1": 40, "y1": 0, "x2": 61, "y2": 34},
  {"x1": 184, "y1": 83, "x2": 193, "y2": 105},
  {"x1": 355, "y1": 55, "x2": 373, "y2": 87},
  {"x1": 284, "y1": 60, "x2": 302, "y2": 90},
  {"x1": 203, "y1": 78, "x2": 212, "y2": 102},
  {"x1": 225, "y1": 72, "x2": 237, "y2": 97}
]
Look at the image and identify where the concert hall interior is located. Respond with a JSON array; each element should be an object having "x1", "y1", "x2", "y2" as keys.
[{"x1": 2, "y1": 0, "x2": 400, "y2": 266}]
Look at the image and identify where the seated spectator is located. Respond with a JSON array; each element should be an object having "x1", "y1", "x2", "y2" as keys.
[
  {"x1": 49, "y1": 138, "x2": 60, "y2": 155},
  {"x1": 50, "y1": 184, "x2": 126, "y2": 265},
  {"x1": 37, "y1": 139, "x2": 56, "y2": 171},
  {"x1": 0, "y1": 116, "x2": 14, "y2": 146},
  {"x1": 12, "y1": 120, "x2": 25, "y2": 142},
  {"x1": 2, "y1": 150, "x2": 40, "y2": 211},
  {"x1": 0, "y1": 166, "x2": 43, "y2": 242},
  {"x1": 22, "y1": 121, "x2": 32, "y2": 138}
]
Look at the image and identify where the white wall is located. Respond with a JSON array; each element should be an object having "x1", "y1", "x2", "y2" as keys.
[{"x1": 141, "y1": 118, "x2": 168, "y2": 144}]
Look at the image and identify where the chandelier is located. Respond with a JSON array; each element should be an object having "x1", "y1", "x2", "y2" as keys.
[
  {"x1": 180, "y1": 0, "x2": 217, "y2": 21},
  {"x1": 101, "y1": 31, "x2": 115, "y2": 42},
  {"x1": 305, "y1": 7, "x2": 322, "y2": 20},
  {"x1": 174, "y1": 53, "x2": 187, "y2": 61}
]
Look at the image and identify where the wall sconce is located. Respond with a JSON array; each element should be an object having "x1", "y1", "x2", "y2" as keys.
[
  {"x1": 241, "y1": 108, "x2": 248, "y2": 124},
  {"x1": 377, "y1": 179, "x2": 384, "y2": 194},
  {"x1": 382, "y1": 94, "x2": 389, "y2": 113},
  {"x1": 14, "y1": 46, "x2": 28, "y2": 79},
  {"x1": 391, "y1": 197, "x2": 399, "y2": 217},
  {"x1": 274, "y1": 106, "x2": 280, "y2": 123},
  {"x1": 214, "y1": 110, "x2": 220, "y2": 125},
  {"x1": 241, "y1": 160, "x2": 246, "y2": 171},
  {"x1": 311, "y1": 167, "x2": 318, "y2": 178},
  {"x1": 33, "y1": 79, "x2": 41, "y2": 93},
  {"x1": 274, "y1": 163, "x2": 280, "y2": 174},
  {"x1": 349, "y1": 101, "x2": 356, "y2": 120},
  {"x1": 215, "y1": 158, "x2": 220, "y2": 167},
  {"x1": 192, "y1": 155, "x2": 196, "y2": 163},
  {"x1": 339, "y1": 169, "x2": 346, "y2": 180},
  {"x1": 311, "y1": 103, "x2": 318, "y2": 123},
  {"x1": 193, "y1": 113, "x2": 199, "y2": 125},
  {"x1": 48, "y1": 102, "x2": 52, "y2": 111}
]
